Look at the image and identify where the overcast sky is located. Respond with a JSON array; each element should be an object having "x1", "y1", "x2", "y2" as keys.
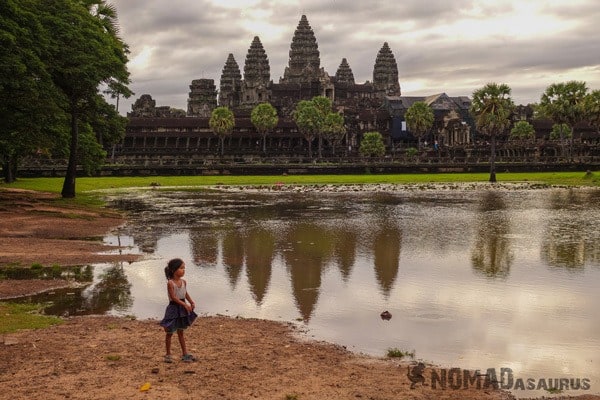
[{"x1": 109, "y1": 0, "x2": 600, "y2": 114}]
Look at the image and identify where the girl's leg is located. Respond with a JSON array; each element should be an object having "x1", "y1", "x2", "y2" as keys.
[
  {"x1": 165, "y1": 330, "x2": 173, "y2": 355},
  {"x1": 176, "y1": 329, "x2": 187, "y2": 355}
]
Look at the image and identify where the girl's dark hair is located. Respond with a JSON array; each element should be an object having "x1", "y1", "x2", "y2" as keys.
[{"x1": 164, "y1": 258, "x2": 184, "y2": 280}]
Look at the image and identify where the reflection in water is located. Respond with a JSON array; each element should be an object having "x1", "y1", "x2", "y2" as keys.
[
  {"x1": 283, "y1": 223, "x2": 332, "y2": 322},
  {"x1": 245, "y1": 226, "x2": 275, "y2": 305},
  {"x1": 222, "y1": 228, "x2": 244, "y2": 289},
  {"x1": 471, "y1": 192, "x2": 514, "y2": 278},
  {"x1": 332, "y1": 229, "x2": 357, "y2": 282},
  {"x1": 541, "y1": 191, "x2": 600, "y2": 270},
  {"x1": 85, "y1": 263, "x2": 132, "y2": 313},
  {"x1": 191, "y1": 229, "x2": 218, "y2": 265},
  {"x1": 373, "y1": 225, "x2": 402, "y2": 296},
  {"x1": 64, "y1": 187, "x2": 600, "y2": 398}
]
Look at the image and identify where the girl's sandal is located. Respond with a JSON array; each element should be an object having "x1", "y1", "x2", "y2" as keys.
[
  {"x1": 181, "y1": 354, "x2": 196, "y2": 362},
  {"x1": 164, "y1": 354, "x2": 173, "y2": 363}
]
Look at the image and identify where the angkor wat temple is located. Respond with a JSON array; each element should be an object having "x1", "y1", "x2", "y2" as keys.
[{"x1": 115, "y1": 15, "x2": 598, "y2": 169}]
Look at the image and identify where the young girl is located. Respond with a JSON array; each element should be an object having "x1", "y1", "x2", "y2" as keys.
[{"x1": 159, "y1": 258, "x2": 198, "y2": 363}]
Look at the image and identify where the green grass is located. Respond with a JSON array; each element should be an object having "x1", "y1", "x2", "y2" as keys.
[
  {"x1": 386, "y1": 347, "x2": 415, "y2": 359},
  {"x1": 2, "y1": 171, "x2": 599, "y2": 195},
  {"x1": 0, "y1": 302, "x2": 63, "y2": 333}
]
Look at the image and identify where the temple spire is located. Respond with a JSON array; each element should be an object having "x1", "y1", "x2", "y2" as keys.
[
  {"x1": 373, "y1": 42, "x2": 400, "y2": 96},
  {"x1": 243, "y1": 36, "x2": 270, "y2": 86},
  {"x1": 335, "y1": 58, "x2": 355, "y2": 84},
  {"x1": 219, "y1": 53, "x2": 242, "y2": 107},
  {"x1": 282, "y1": 15, "x2": 320, "y2": 83}
]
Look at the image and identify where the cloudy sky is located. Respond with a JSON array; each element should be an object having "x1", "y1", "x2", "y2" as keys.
[{"x1": 109, "y1": 0, "x2": 600, "y2": 114}]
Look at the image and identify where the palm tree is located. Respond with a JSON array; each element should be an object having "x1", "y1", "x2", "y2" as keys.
[
  {"x1": 404, "y1": 101, "x2": 434, "y2": 149},
  {"x1": 293, "y1": 100, "x2": 319, "y2": 159},
  {"x1": 539, "y1": 81, "x2": 588, "y2": 157},
  {"x1": 322, "y1": 112, "x2": 346, "y2": 156},
  {"x1": 250, "y1": 102, "x2": 278, "y2": 153},
  {"x1": 583, "y1": 90, "x2": 600, "y2": 134},
  {"x1": 209, "y1": 106, "x2": 235, "y2": 156},
  {"x1": 470, "y1": 83, "x2": 514, "y2": 183}
]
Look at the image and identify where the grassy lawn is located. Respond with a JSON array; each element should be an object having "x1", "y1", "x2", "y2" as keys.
[
  {"x1": 0, "y1": 302, "x2": 63, "y2": 333},
  {"x1": 2, "y1": 171, "x2": 598, "y2": 195}
]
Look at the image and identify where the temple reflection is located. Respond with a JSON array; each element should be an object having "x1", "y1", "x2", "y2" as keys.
[
  {"x1": 245, "y1": 226, "x2": 275, "y2": 305},
  {"x1": 222, "y1": 228, "x2": 245, "y2": 289},
  {"x1": 283, "y1": 223, "x2": 332, "y2": 322},
  {"x1": 373, "y1": 225, "x2": 402, "y2": 297},
  {"x1": 471, "y1": 192, "x2": 514, "y2": 279},
  {"x1": 190, "y1": 228, "x2": 218, "y2": 266}
]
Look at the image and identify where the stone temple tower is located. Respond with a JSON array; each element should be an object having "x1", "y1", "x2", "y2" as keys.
[
  {"x1": 219, "y1": 53, "x2": 242, "y2": 108},
  {"x1": 187, "y1": 79, "x2": 217, "y2": 117},
  {"x1": 282, "y1": 15, "x2": 321, "y2": 83},
  {"x1": 335, "y1": 58, "x2": 355, "y2": 85},
  {"x1": 241, "y1": 36, "x2": 271, "y2": 105},
  {"x1": 373, "y1": 42, "x2": 401, "y2": 97}
]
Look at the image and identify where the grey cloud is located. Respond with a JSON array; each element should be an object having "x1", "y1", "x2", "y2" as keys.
[{"x1": 109, "y1": 0, "x2": 600, "y2": 112}]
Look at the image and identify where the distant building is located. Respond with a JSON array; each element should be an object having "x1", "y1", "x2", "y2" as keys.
[{"x1": 124, "y1": 15, "x2": 476, "y2": 157}]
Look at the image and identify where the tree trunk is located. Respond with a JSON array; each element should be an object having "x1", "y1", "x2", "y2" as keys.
[
  {"x1": 318, "y1": 134, "x2": 322, "y2": 160},
  {"x1": 3, "y1": 160, "x2": 15, "y2": 183},
  {"x1": 489, "y1": 134, "x2": 497, "y2": 183},
  {"x1": 61, "y1": 106, "x2": 78, "y2": 198},
  {"x1": 220, "y1": 137, "x2": 225, "y2": 157},
  {"x1": 262, "y1": 134, "x2": 267, "y2": 153},
  {"x1": 307, "y1": 137, "x2": 313, "y2": 159}
]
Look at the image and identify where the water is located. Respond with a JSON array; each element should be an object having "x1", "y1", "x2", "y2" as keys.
[{"x1": 14, "y1": 185, "x2": 600, "y2": 397}]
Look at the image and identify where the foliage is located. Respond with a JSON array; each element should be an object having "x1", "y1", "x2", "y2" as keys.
[
  {"x1": 0, "y1": 0, "x2": 66, "y2": 183},
  {"x1": 583, "y1": 89, "x2": 600, "y2": 133},
  {"x1": 550, "y1": 123, "x2": 572, "y2": 140},
  {"x1": 405, "y1": 147, "x2": 419, "y2": 157},
  {"x1": 538, "y1": 81, "x2": 588, "y2": 156},
  {"x1": 322, "y1": 112, "x2": 346, "y2": 154},
  {"x1": 209, "y1": 106, "x2": 235, "y2": 156},
  {"x1": 470, "y1": 83, "x2": 514, "y2": 137},
  {"x1": 78, "y1": 123, "x2": 108, "y2": 175},
  {"x1": 250, "y1": 103, "x2": 278, "y2": 153},
  {"x1": 359, "y1": 131, "x2": 386, "y2": 157},
  {"x1": 36, "y1": 0, "x2": 131, "y2": 198},
  {"x1": 405, "y1": 101, "x2": 434, "y2": 146},
  {"x1": 386, "y1": 347, "x2": 415, "y2": 359},
  {"x1": 538, "y1": 81, "x2": 588, "y2": 128},
  {"x1": 470, "y1": 83, "x2": 514, "y2": 182},
  {"x1": 0, "y1": 302, "x2": 63, "y2": 333},
  {"x1": 510, "y1": 120, "x2": 535, "y2": 140},
  {"x1": 293, "y1": 96, "x2": 335, "y2": 159}
]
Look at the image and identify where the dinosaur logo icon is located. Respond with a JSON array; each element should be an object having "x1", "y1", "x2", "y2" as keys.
[{"x1": 407, "y1": 362, "x2": 427, "y2": 389}]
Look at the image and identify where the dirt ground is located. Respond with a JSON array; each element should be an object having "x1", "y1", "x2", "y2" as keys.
[{"x1": 0, "y1": 188, "x2": 597, "y2": 400}]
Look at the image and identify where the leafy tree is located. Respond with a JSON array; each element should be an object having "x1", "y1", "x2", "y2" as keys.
[
  {"x1": 404, "y1": 101, "x2": 434, "y2": 148},
  {"x1": 359, "y1": 131, "x2": 385, "y2": 157},
  {"x1": 209, "y1": 106, "x2": 235, "y2": 156},
  {"x1": 293, "y1": 96, "x2": 333, "y2": 159},
  {"x1": 538, "y1": 81, "x2": 588, "y2": 156},
  {"x1": 38, "y1": 0, "x2": 131, "y2": 198},
  {"x1": 322, "y1": 112, "x2": 346, "y2": 155},
  {"x1": 250, "y1": 103, "x2": 278, "y2": 153},
  {"x1": 0, "y1": 0, "x2": 65, "y2": 182},
  {"x1": 550, "y1": 123, "x2": 572, "y2": 141},
  {"x1": 470, "y1": 83, "x2": 514, "y2": 183},
  {"x1": 311, "y1": 96, "x2": 332, "y2": 159},
  {"x1": 509, "y1": 120, "x2": 535, "y2": 141},
  {"x1": 293, "y1": 100, "x2": 320, "y2": 159},
  {"x1": 583, "y1": 89, "x2": 600, "y2": 134}
]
